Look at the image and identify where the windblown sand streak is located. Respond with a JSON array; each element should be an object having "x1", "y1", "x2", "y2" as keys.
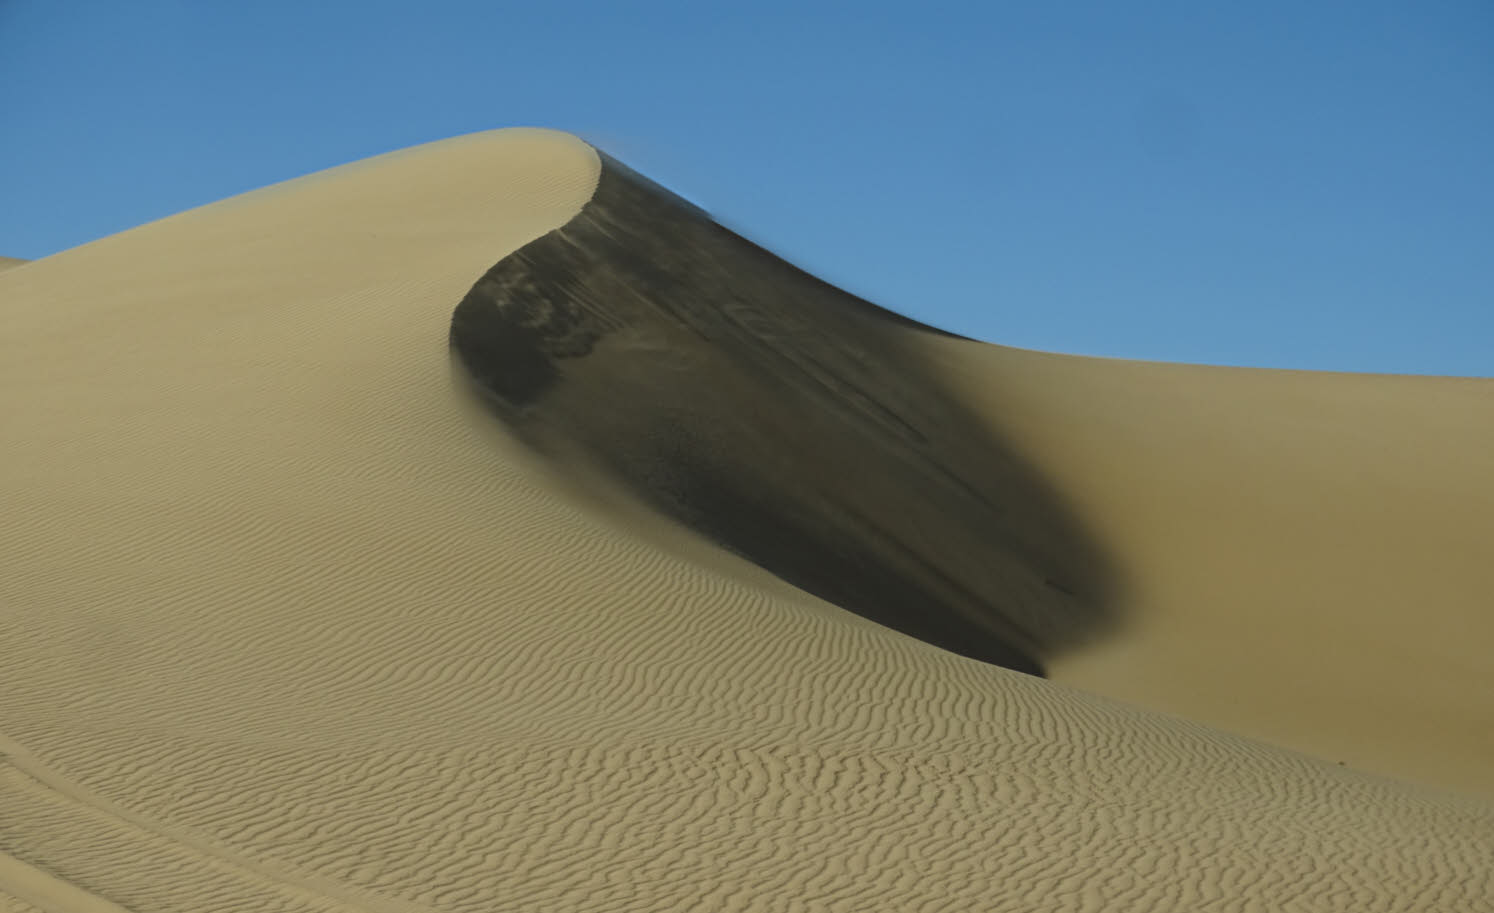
[{"x1": 2, "y1": 129, "x2": 1490, "y2": 911}]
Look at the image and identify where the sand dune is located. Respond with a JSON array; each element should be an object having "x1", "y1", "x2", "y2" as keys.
[
  {"x1": 450, "y1": 147, "x2": 1494, "y2": 798},
  {"x1": 0, "y1": 257, "x2": 28, "y2": 272},
  {"x1": 3, "y1": 128, "x2": 1490, "y2": 911}
]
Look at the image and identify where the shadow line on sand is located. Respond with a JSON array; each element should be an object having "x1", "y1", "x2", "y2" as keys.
[{"x1": 451, "y1": 153, "x2": 1122, "y2": 676}]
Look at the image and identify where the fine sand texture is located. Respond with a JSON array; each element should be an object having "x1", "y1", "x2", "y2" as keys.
[{"x1": 3, "y1": 128, "x2": 1491, "y2": 911}]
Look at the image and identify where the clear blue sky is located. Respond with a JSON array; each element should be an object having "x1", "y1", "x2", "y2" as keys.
[{"x1": 3, "y1": 2, "x2": 1490, "y2": 374}]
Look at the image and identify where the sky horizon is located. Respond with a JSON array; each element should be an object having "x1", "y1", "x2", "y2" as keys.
[{"x1": 3, "y1": 2, "x2": 1490, "y2": 376}]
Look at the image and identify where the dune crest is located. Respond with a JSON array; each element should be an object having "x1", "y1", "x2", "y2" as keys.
[
  {"x1": 450, "y1": 153, "x2": 1122, "y2": 677},
  {"x1": 2, "y1": 129, "x2": 1491, "y2": 910},
  {"x1": 451, "y1": 147, "x2": 1494, "y2": 797}
]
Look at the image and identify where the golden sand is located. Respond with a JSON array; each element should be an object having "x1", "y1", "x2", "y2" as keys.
[{"x1": 2, "y1": 129, "x2": 1489, "y2": 911}]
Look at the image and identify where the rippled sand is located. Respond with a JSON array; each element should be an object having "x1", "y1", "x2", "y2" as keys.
[{"x1": 2, "y1": 129, "x2": 1489, "y2": 911}]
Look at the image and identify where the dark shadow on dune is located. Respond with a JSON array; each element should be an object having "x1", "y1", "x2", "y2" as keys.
[{"x1": 450, "y1": 154, "x2": 1121, "y2": 676}]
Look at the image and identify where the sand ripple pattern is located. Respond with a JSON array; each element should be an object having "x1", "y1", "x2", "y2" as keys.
[{"x1": 2, "y1": 130, "x2": 1491, "y2": 911}]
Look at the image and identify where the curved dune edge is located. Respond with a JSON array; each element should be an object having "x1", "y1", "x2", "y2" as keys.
[
  {"x1": 0, "y1": 256, "x2": 29, "y2": 272},
  {"x1": 452, "y1": 148, "x2": 1494, "y2": 796},
  {"x1": 450, "y1": 152, "x2": 1123, "y2": 677},
  {"x1": 1, "y1": 129, "x2": 1490, "y2": 910}
]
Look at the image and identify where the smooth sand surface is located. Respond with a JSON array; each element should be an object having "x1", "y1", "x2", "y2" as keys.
[
  {"x1": 2, "y1": 128, "x2": 1491, "y2": 911},
  {"x1": 935, "y1": 345, "x2": 1494, "y2": 796},
  {"x1": 0, "y1": 257, "x2": 28, "y2": 272}
]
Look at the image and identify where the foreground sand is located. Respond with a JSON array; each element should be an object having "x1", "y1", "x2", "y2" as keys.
[{"x1": 2, "y1": 129, "x2": 1490, "y2": 911}]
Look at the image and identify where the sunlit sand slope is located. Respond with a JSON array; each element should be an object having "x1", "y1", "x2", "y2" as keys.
[
  {"x1": 0, "y1": 257, "x2": 28, "y2": 272},
  {"x1": 939, "y1": 344, "x2": 1494, "y2": 796},
  {"x1": 2, "y1": 129, "x2": 1490, "y2": 911}
]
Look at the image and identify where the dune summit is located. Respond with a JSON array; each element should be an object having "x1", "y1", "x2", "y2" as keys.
[{"x1": 2, "y1": 128, "x2": 1491, "y2": 911}]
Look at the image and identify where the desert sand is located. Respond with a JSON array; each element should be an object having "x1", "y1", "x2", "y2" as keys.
[
  {"x1": 944, "y1": 343, "x2": 1494, "y2": 795},
  {"x1": 0, "y1": 257, "x2": 28, "y2": 272},
  {"x1": 2, "y1": 128, "x2": 1490, "y2": 911}
]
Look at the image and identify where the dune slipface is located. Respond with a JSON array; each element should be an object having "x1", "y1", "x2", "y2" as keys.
[
  {"x1": 450, "y1": 155, "x2": 1121, "y2": 677},
  {"x1": 450, "y1": 152, "x2": 1494, "y2": 796},
  {"x1": 2, "y1": 129, "x2": 1492, "y2": 911}
]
